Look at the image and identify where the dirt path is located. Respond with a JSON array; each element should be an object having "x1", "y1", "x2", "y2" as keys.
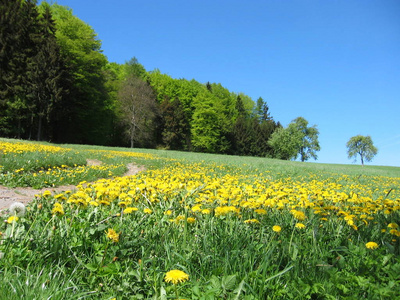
[{"x1": 0, "y1": 160, "x2": 145, "y2": 211}]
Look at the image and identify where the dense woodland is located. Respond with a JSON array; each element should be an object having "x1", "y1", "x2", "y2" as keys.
[{"x1": 0, "y1": 0, "x2": 320, "y2": 160}]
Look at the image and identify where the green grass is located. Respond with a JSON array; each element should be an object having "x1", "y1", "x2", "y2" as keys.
[{"x1": 1, "y1": 138, "x2": 400, "y2": 299}]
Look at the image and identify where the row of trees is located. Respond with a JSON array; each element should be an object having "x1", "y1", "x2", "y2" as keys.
[{"x1": 0, "y1": 1, "x2": 322, "y2": 161}]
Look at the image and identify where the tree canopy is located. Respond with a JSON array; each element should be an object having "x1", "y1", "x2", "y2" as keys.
[
  {"x1": 347, "y1": 135, "x2": 378, "y2": 166},
  {"x1": 268, "y1": 117, "x2": 320, "y2": 161}
]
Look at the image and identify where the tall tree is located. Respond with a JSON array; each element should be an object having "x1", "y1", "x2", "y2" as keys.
[
  {"x1": 45, "y1": 3, "x2": 112, "y2": 144},
  {"x1": 118, "y1": 75, "x2": 158, "y2": 148},
  {"x1": 27, "y1": 4, "x2": 66, "y2": 140},
  {"x1": 346, "y1": 135, "x2": 378, "y2": 166},
  {"x1": 268, "y1": 125, "x2": 303, "y2": 160},
  {"x1": 160, "y1": 97, "x2": 191, "y2": 150},
  {"x1": 268, "y1": 117, "x2": 320, "y2": 161},
  {"x1": 292, "y1": 117, "x2": 320, "y2": 162},
  {"x1": 125, "y1": 57, "x2": 146, "y2": 79},
  {"x1": 0, "y1": 0, "x2": 39, "y2": 138}
]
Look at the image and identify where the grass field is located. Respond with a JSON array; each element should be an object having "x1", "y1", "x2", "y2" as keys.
[{"x1": 1, "y1": 138, "x2": 400, "y2": 299}]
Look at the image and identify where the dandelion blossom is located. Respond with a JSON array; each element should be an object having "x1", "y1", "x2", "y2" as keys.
[
  {"x1": 123, "y1": 207, "x2": 138, "y2": 214},
  {"x1": 295, "y1": 223, "x2": 306, "y2": 229},
  {"x1": 143, "y1": 208, "x2": 152, "y2": 214},
  {"x1": 51, "y1": 203, "x2": 64, "y2": 216},
  {"x1": 9, "y1": 202, "x2": 26, "y2": 217},
  {"x1": 244, "y1": 219, "x2": 260, "y2": 224},
  {"x1": 164, "y1": 269, "x2": 189, "y2": 285},
  {"x1": 272, "y1": 225, "x2": 282, "y2": 233},
  {"x1": 105, "y1": 228, "x2": 119, "y2": 243},
  {"x1": 365, "y1": 242, "x2": 379, "y2": 250},
  {"x1": 290, "y1": 209, "x2": 306, "y2": 221},
  {"x1": 186, "y1": 217, "x2": 196, "y2": 224},
  {"x1": 7, "y1": 216, "x2": 19, "y2": 224},
  {"x1": 42, "y1": 190, "x2": 52, "y2": 197}
]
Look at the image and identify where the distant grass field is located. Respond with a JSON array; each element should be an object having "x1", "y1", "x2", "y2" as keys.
[{"x1": 1, "y1": 138, "x2": 400, "y2": 299}]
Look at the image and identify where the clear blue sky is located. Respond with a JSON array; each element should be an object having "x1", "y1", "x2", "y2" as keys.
[{"x1": 46, "y1": 0, "x2": 400, "y2": 167}]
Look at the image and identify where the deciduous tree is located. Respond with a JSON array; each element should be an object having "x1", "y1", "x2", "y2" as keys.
[
  {"x1": 268, "y1": 117, "x2": 320, "y2": 161},
  {"x1": 346, "y1": 135, "x2": 378, "y2": 166},
  {"x1": 118, "y1": 75, "x2": 158, "y2": 148}
]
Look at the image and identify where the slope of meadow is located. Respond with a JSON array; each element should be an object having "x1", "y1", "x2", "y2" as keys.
[{"x1": 1, "y1": 138, "x2": 400, "y2": 299}]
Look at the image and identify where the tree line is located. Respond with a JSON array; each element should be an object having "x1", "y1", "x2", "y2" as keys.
[{"x1": 0, "y1": 1, "x2": 321, "y2": 161}]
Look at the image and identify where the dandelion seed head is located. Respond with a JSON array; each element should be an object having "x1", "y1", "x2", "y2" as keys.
[{"x1": 9, "y1": 202, "x2": 26, "y2": 217}]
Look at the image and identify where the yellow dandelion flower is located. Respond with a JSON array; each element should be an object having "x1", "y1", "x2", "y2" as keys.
[
  {"x1": 123, "y1": 207, "x2": 138, "y2": 214},
  {"x1": 272, "y1": 225, "x2": 282, "y2": 233},
  {"x1": 164, "y1": 210, "x2": 173, "y2": 215},
  {"x1": 295, "y1": 223, "x2": 306, "y2": 229},
  {"x1": 186, "y1": 217, "x2": 196, "y2": 224},
  {"x1": 105, "y1": 228, "x2": 119, "y2": 243},
  {"x1": 51, "y1": 203, "x2": 64, "y2": 216},
  {"x1": 191, "y1": 205, "x2": 202, "y2": 212},
  {"x1": 290, "y1": 209, "x2": 306, "y2": 221},
  {"x1": 143, "y1": 208, "x2": 152, "y2": 214},
  {"x1": 365, "y1": 242, "x2": 379, "y2": 250},
  {"x1": 388, "y1": 223, "x2": 399, "y2": 229},
  {"x1": 164, "y1": 269, "x2": 189, "y2": 285},
  {"x1": 389, "y1": 229, "x2": 400, "y2": 237},
  {"x1": 201, "y1": 209, "x2": 211, "y2": 214},
  {"x1": 7, "y1": 216, "x2": 19, "y2": 224},
  {"x1": 254, "y1": 208, "x2": 267, "y2": 215},
  {"x1": 42, "y1": 190, "x2": 52, "y2": 197},
  {"x1": 244, "y1": 219, "x2": 260, "y2": 224}
]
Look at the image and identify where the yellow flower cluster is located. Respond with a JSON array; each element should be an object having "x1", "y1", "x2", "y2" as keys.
[
  {"x1": 41, "y1": 162, "x2": 399, "y2": 234},
  {"x1": 106, "y1": 228, "x2": 120, "y2": 243},
  {"x1": 0, "y1": 141, "x2": 69, "y2": 155}
]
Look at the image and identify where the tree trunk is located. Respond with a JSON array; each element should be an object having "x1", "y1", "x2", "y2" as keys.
[{"x1": 37, "y1": 114, "x2": 43, "y2": 141}]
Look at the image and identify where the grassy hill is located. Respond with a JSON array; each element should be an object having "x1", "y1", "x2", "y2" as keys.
[{"x1": 1, "y1": 138, "x2": 400, "y2": 299}]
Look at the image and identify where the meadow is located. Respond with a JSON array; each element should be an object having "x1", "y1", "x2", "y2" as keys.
[{"x1": 1, "y1": 138, "x2": 400, "y2": 299}]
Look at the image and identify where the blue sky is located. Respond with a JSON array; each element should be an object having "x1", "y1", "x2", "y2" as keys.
[{"x1": 46, "y1": 0, "x2": 400, "y2": 166}]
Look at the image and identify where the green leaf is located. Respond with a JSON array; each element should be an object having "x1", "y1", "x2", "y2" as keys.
[{"x1": 221, "y1": 274, "x2": 237, "y2": 291}]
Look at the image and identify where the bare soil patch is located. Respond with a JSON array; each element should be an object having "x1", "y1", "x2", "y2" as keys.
[{"x1": 0, "y1": 161, "x2": 144, "y2": 212}]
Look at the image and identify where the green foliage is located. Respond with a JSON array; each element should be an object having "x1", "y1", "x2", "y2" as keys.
[
  {"x1": 0, "y1": 0, "x2": 68, "y2": 141},
  {"x1": 117, "y1": 74, "x2": 158, "y2": 148},
  {"x1": 269, "y1": 117, "x2": 320, "y2": 161},
  {"x1": 45, "y1": 3, "x2": 113, "y2": 145},
  {"x1": 347, "y1": 135, "x2": 378, "y2": 166}
]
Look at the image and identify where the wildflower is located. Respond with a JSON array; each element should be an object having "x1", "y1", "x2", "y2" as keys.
[
  {"x1": 51, "y1": 203, "x2": 64, "y2": 216},
  {"x1": 388, "y1": 223, "x2": 399, "y2": 229},
  {"x1": 164, "y1": 269, "x2": 189, "y2": 285},
  {"x1": 42, "y1": 190, "x2": 52, "y2": 197},
  {"x1": 124, "y1": 207, "x2": 138, "y2": 214},
  {"x1": 365, "y1": 242, "x2": 379, "y2": 250},
  {"x1": 201, "y1": 209, "x2": 211, "y2": 214},
  {"x1": 9, "y1": 202, "x2": 26, "y2": 217},
  {"x1": 389, "y1": 229, "x2": 400, "y2": 237},
  {"x1": 255, "y1": 208, "x2": 267, "y2": 215},
  {"x1": 186, "y1": 217, "x2": 196, "y2": 224},
  {"x1": 290, "y1": 209, "x2": 306, "y2": 221},
  {"x1": 244, "y1": 219, "x2": 260, "y2": 224},
  {"x1": 7, "y1": 216, "x2": 19, "y2": 224},
  {"x1": 164, "y1": 210, "x2": 173, "y2": 215},
  {"x1": 295, "y1": 223, "x2": 306, "y2": 229},
  {"x1": 144, "y1": 208, "x2": 152, "y2": 214},
  {"x1": 105, "y1": 229, "x2": 119, "y2": 243},
  {"x1": 272, "y1": 225, "x2": 282, "y2": 233},
  {"x1": 191, "y1": 205, "x2": 202, "y2": 212}
]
